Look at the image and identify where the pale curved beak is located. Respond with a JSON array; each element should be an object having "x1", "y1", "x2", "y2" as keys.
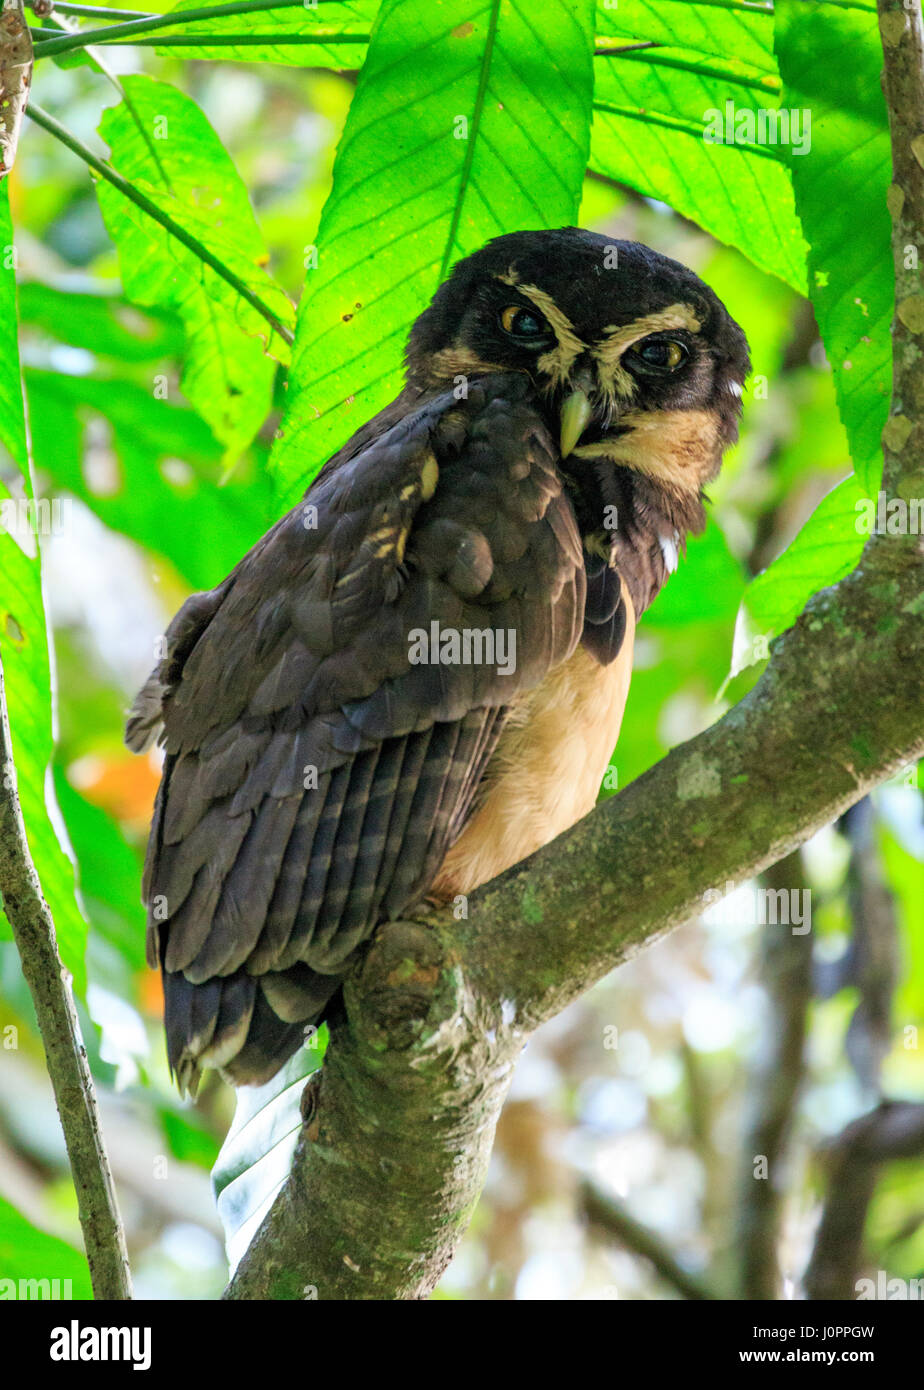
[{"x1": 559, "y1": 387, "x2": 594, "y2": 458}]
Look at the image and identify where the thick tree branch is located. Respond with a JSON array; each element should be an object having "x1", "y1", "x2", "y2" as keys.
[
  {"x1": 0, "y1": 659, "x2": 132, "y2": 1299},
  {"x1": 225, "y1": 537, "x2": 923, "y2": 1300},
  {"x1": 224, "y1": 8, "x2": 924, "y2": 1301}
]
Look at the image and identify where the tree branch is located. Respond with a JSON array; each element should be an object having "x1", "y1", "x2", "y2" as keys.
[
  {"x1": 804, "y1": 1101, "x2": 924, "y2": 1300},
  {"x1": 733, "y1": 851, "x2": 813, "y2": 1300},
  {"x1": 581, "y1": 1180, "x2": 717, "y2": 1301},
  {"x1": 223, "y1": 4, "x2": 924, "y2": 1300},
  {"x1": 0, "y1": 658, "x2": 132, "y2": 1300},
  {"x1": 28, "y1": 0, "x2": 347, "y2": 56}
]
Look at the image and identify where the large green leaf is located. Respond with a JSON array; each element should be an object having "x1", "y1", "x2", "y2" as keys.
[
  {"x1": 270, "y1": 0, "x2": 596, "y2": 503},
  {"x1": 590, "y1": 35, "x2": 808, "y2": 292},
  {"x1": 157, "y1": 0, "x2": 378, "y2": 66},
  {"x1": 97, "y1": 76, "x2": 294, "y2": 458},
  {"x1": 774, "y1": 0, "x2": 892, "y2": 492},
  {"x1": 0, "y1": 188, "x2": 87, "y2": 994},
  {"x1": 26, "y1": 368, "x2": 276, "y2": 589},
  {"x1": 740, "y1": 474, "x2": 867, "y2": 647},
  {"x1": 0, "y1": 1195, "x2": 92, "y2": 1298},
  {"x1": 596, "y1": 0, "x2": 775, "y2": 72}
]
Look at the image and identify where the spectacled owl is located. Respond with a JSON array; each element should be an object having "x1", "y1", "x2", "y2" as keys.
[{"x1": 126, "y1": 227, "x2": 750, "y2": 1093}]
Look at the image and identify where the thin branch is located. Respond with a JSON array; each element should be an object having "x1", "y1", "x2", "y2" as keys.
[
  {"x1": 593, "y1": 41, "x2": 662, "y2": 57},
  {"x1": 38, "y1": 2, "x2": 153, "y2": 14},
  {"x1": 0, "y1": 0, "x2": 33, "y2": 179},
  {"x1": 878, "y1": 0, "x2": 924, "y2": 499},
  {"x1": 38, "y1": 31, "x2": 370, "y2": 48},
  {"x1": 28, "y1": 0, "x2": 347, "y2": 57},
  {"x1": 0, "y1": 659, "x2": 132, "y2": 1299},
  {"x1": 582, "y1": 1180, "x2": 717, "y2": 1301},
  {"x1": 733, "y1": 850, "x2": 813, "y2": 1300},
  {"x1": 26, "y1": 103, "x2": 295, "y2": 350},
  {"x1": 804, "y1": 1102, "x2": 924, "y2": 1300},
  {"x1": 594, "y1": 47, "x2": 780, "y2": 95}
]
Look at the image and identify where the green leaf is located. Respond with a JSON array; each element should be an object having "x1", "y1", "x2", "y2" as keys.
[
  {"x1": 18, "y1": 282, "x2": 183, "y2": 365},
  {"x1": 611, "y1": 520, "x2": 745, "y2": 789},
  {"x1": 596, "y1": 0, "x2": 776, "y2": 72},
  {"x1": 96, "y1": 75, "x2": 294, "y2": 457},
  {"x1": 646, "y1": 517, "x2": 745, "y2": 629},
  {"x1": 53, "y1": 770, "x2": 147, "y2": 978},
  {"x1": 0, "y1": 188, "x2": 87, "y2": 994},
  {"x1": 160, "y1": 1105, "x2": 221, "y2": 1169},
  {"x1": 741, "y1": 475, "x2": 867, "y2": 645},
  {"x1": 213, "y1": 1037, "x2": 325, "y2": 1272},
  {"x1": 26, "y1": 368, "x2": 277, "y2": 589},
  {"x1": 0, "y1": 1195, "x2": 92, "y2": 1297},
  {"x1": 590, "y1": 40, "x2": 808, "y2": 291},
  {"x1": 157, "y1": 0, "x2": 378, "y2": 66},
  {"x1": 774, "y1": 1, "x2": 892, "y2": 492},
  {"x1": 0, "y1": 211, "x2": 27, "y2": 475},
  {"x1": 271, "y1": 0, "x2": 596, "y2": 503}
]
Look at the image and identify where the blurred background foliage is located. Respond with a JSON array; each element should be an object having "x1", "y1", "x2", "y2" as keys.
[{"x1": 0, "y1": 0, "x2": 920, "y2": 1300}]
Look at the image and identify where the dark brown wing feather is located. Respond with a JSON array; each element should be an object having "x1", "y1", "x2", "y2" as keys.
[{"x1": 127, "y1": 374, "x2": 585, "y2": 1091}]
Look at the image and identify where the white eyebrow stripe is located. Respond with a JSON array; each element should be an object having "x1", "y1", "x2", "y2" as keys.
[{"x1": 593, "y1": 303, "x2": 702, "y2": 369}]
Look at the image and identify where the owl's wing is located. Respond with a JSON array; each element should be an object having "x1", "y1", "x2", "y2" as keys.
[{"x1": 127, "y1": 374, "x2": 586, "y2": 1090}]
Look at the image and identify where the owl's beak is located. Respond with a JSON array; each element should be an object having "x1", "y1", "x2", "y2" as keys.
[{"x1": 559, "y1": 386, "x2": 594, "y2": 458}]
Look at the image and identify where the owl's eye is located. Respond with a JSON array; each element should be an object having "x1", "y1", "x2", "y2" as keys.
[
  {"x1": 500, "y1": 305, "x2": 548, "y2": 340},
  {"x1": 631, "y1": 337, "x2": 688, "y2": 371}
]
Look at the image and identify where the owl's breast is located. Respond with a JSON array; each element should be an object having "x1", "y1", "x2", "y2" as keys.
[{"x1": 431, "y1": 584, "x2": 636, "y2": 899}]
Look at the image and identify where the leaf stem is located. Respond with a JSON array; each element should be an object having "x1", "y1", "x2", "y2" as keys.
[
  {"x1": 42, "y1": 2, "x2": 153, "y2": 15},
  {"x1": 30, "y1": 0, "x2": 346, "y2": 56},
  {"x1": 26, "y1": 103, "x2": 294, "y2": 348},
  {"x1": 36, "y1": 29, "x2": 369, "y2": 47}
]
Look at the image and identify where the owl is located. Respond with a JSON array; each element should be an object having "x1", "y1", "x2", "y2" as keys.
[{"x1": 126, "y1": 227, "x2": 749, "y2": 1093}]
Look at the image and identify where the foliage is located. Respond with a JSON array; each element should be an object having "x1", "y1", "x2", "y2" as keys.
[{"x1": 0, "y1": 0, "x2": 919, "y2": 1300}]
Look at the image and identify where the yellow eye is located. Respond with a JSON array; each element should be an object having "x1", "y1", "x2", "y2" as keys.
[
  {"x1": 500, "y1": 305, "x2": 547, "y2": 338},
  {"x1": 635, "y1": 338, "x2": 687, "y2": 370}
]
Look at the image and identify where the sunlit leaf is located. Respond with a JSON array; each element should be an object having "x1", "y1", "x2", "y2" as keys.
[
  {"x1": 0, "y1": 1194, "x2": 92, "y2": 1297},
  {"x1": 0, "y1": 186, "x2": 87, "y2": 993},
  {"x1": 591, "y1": 1, "x2": 807, "y2": 291},
  {"x1": 741, "y1": 475, "x2": 867, "y2": 644},
  {"x1": 97, "y1": 76, "x2": 294, "y2": 457},
  {"x1": 158, "y1": 0, "x2": 378, "y2": 67},
  {"x1": 774, "y1": 0, "x2": 892, "y2": 492},
  {"x1": 271, "y1": 0, "x2": 596, "y2": 503}
]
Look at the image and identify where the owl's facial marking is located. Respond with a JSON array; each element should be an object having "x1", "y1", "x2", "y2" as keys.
[
  {"x1": 591, "y1": 303, "x2": 702, "y2": 407},
  {"x1": 405, "y1": 229, "x2": 750, "y2": 500},
  {"x1": 570, "y1": 407, "x2": 723, "y2": 496},
  {"x1": 496, "y1": 278, "x2": 585, "y2": 389}
]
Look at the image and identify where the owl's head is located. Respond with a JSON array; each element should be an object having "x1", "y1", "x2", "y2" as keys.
[{"x1": 406, "y1": 228, "x2": 750, "y2": 504}]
